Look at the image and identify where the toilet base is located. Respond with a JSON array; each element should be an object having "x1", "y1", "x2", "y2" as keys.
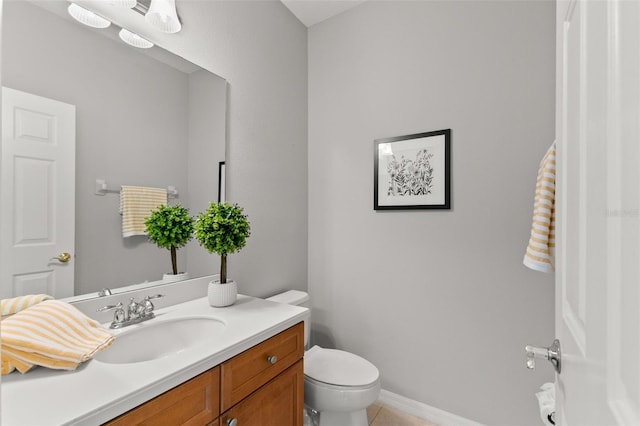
[{"x1": 318, "y1": 408, "x2": 368, "y2": 426}]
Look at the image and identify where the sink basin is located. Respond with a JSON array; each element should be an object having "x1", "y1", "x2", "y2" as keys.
[{"x1": 95, "y1": 317, "x2": 226, "y2": 364}]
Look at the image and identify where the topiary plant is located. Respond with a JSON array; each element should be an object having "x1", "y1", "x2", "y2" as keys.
[
  {"x1": 194, "y1": 202, "x2": 251, "y2": 284},
  {"x1": 144, "y1": 204, "x2": 194, "y2": 276}
]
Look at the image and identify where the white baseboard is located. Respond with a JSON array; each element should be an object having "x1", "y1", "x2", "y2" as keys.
[{"x1": 378, "y1": 389, "x2": 485, "y2": 426}]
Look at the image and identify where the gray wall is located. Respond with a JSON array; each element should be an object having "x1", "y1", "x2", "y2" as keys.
[
  {"x1": 186, "y1": 69, "x2": 227, "y2": 278},
  {"x1": 308, "y1": 1, "x2": 555, "y2": 425},
  {"x1": 2, "y1": 1, "x2": 226, "y2": 294},
  {"x1": 122, "y1": 1, "x2": 309, "y2": 297}
]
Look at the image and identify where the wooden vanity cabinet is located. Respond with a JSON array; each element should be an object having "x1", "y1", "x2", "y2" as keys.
[
  {"x1": 104, "y1": 368, "x2": 220, "y2": 426},
  {"x1": 220, "y1": 322, "x2": 304, "y2": 411},
  {"x1": 220, "y1": 360, "x2": 303, "y2": 426},
  {"x1": 104, "y1": 322, "x2": 304, "y2": 426}
]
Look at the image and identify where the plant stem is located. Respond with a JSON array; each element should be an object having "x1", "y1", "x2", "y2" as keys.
[
  {"x1": 220, "y1": 254, "x2": 227, "y2": 284},
  {"x1": 171, "y1": 247, "x2": 178, "y2": 275}
]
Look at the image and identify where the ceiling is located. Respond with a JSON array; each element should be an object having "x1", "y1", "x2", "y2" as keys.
[{"x1": 280, "y1": 0, "x2": 367, "y2": 27}]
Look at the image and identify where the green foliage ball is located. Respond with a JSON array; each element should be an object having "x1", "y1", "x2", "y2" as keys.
[
  {"x1": 144, "y1": 204, "x2": 194, "y2": 250},
  {"x1": 195, "y1": 202, "x2": 251, "y2": 256}
]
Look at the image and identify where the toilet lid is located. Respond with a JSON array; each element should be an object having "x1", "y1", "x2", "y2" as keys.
[{"x1": 304, "y1": 346, "x2": 379, "y2": 387}]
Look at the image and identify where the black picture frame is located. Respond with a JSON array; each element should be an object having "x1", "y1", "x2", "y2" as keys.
[
  {"x1": 374, "y1": 129, "x2": 451, "y2": 210},
  {"x1": 218, "y1": 161, "x2": 226, "y2": 203}
]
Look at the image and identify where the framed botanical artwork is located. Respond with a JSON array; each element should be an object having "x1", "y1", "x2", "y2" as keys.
[{"x1": 374, "y1": 129, "x2": 451, "y2": 210}]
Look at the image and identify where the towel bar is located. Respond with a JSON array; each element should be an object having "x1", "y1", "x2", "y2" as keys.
[{"x1": 94, "y1": 179, "x2": 178, "y2": 198}]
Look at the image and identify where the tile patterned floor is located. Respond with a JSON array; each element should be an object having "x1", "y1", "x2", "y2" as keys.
[{"x1": 366, "y1": 402, "x2": 439, "y2": 426}]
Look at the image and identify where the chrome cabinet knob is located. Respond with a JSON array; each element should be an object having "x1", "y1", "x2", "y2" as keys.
[
  {"x1": 267, "y1": 355, "x2": 277, "y2": 365},
  {"x1": 226, "y1": 418, "x2": 238, "y2": 426},
  {"x1": 525, "y1": 339, "x2": 561, "y2": 373}
]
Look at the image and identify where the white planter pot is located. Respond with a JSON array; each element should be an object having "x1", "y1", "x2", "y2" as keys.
[
  {"x1": 208, "y1": 280, "x2": 237, "y2": 307},
  {"x1": 162, "y1": 272, "x2": 189, "y2": 283}
]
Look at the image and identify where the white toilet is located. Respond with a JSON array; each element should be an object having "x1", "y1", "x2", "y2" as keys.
[{"x1": 266, "y1": 290, "x2": 380, "y2": 426}]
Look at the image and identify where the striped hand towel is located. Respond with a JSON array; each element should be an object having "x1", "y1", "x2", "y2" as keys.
[
  {"x1": 120, "y1": 185, "x2": 167, "y2": 238},
  {"x1": 2, "y1": 352, "x2": 33, "y2": 375},
  {"x1": 1, "y1": 294, "x2": 53, "y2": 317},
  {"x1": 1, "y1": 300, "x2": 114, "y2": 374},
  {"x1": 523, "y1": 142, "x2": 556, "y2": 273}
]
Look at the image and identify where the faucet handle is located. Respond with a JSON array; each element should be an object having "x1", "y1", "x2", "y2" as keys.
[
  {"x1": 142, "y1": 294, "x2": 165, "y2": 315},
  {"x1": 145, "y1": 294, "x2": 165, "y2": 300},
  {"x1": 97, "y1": 302, "x2": 122, "y2": 312},
  {"x1": 97, "y1": 302, "x2": 126, "y2": 328}
]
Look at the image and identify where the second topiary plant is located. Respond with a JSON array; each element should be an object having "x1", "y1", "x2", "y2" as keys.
[{"x1": 195, "y1": 202, "x2": 250, "y2": 306}]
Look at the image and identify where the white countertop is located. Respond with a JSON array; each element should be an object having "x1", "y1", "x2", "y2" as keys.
[{"x1": 1, "y1": 295, "x2": 309, "y2": 426}]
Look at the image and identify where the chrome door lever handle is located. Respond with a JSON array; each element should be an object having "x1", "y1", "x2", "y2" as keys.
[{"x1": 525, "y1": 339, "x2": 561, "y2": 374}]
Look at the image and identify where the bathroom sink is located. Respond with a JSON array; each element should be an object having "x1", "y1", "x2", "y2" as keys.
[{"x1": 95, "y1": 317, "x2": 226, "y2": 364}]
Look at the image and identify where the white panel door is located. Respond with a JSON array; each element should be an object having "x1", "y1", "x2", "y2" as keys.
[
  {"x1": 1, "y1": 87, "x2": 75, "y2": 299},
  {"x1": 555, "y1": 0, "x2": 640, "y2": 423}
]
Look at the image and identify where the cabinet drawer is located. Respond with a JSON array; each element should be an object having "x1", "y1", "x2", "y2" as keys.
[
  {"x1": 105, "y1": 367, "x2": 220, "y2": 426},
  {"x1": 221, "y1": 322, "x2": 304, "y2": 411},
  {"x1": 221, "y1": 360, "x2": 304, "y2": 426}
]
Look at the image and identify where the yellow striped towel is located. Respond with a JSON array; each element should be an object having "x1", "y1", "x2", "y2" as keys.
[
  {"x1": 1, "y1": 294, "x2": 53, "y2": 317},
  {"x1": 119, "y1": 185, "x2": 167, "y2": 238},
  {"x1": 523, "y1": 142, "x2": 556, "y2": 273},
  {"x1": 2, "y1": 352, "x2": 33, "y2": 375},
  {"x1": 0, "y1": 300, "x2": 114, "y2": 374}
]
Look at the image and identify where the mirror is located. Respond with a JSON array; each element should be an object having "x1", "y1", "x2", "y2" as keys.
[{"x1": 1, "y1": 0, "x2": 226, "y2": 298}]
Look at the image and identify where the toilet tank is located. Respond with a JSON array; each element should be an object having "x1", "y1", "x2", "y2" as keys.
[{"x1": 266, "y1": 290, "x2": 310, "y2": 347}]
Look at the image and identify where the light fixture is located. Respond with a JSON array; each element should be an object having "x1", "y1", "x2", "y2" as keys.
[
  {"x1": 68, "y1": 3, "x2": 111, "y2": 28},
  {"x1": 119, "y1": 28, "x2": 154, "y2": 49},
  {"x1": 108, "y1": 0, "x2": 137, "y2": 7},
  {"x1": 145, "y1": 0, "x2": 181, "y2": 34}
]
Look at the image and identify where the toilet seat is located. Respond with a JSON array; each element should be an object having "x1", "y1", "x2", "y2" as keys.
[
  {"x1": 304, "y1": 374, "x2": 379, "y2": 392},
  {"x1": 304, "y1": 345, "x2": 379, "y2": 387}
]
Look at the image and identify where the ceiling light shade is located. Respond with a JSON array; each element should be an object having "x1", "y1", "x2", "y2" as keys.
[
  {"x1": 119, "y1": 29, "x2": 154, "y2": 49},
  {"x1": 68, "y1": 3, "x2": 111, "y2": 28},
  {"x1": 108, "y1": 0, "x2": 137, "y2": 7},
  {"x1": 145, "y1": 0, "x2": 181, "y2": 34}
]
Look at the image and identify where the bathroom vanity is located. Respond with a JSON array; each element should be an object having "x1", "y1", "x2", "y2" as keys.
[
  {"x1": 1, "y1": 286, "x2": 308, "y2": 426},
  {"x1": 106, "y1": 323, "x2": 304, "y2": 425}
]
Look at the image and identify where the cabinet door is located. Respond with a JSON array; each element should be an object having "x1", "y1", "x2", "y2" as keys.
[
  {"x1": 221, "y1": 322, "x2": 304, "y2": 411},
  {"x1": 221, "y1": 360, "x2": 303, "y2": 426},
  {"x1": 105, "y1": 367, "x2": 220, "y2": 426}
]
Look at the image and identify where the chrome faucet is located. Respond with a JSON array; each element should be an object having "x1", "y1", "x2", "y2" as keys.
[
  {"x1": 127, "y1": 297, "x2": 142, "y2": 320},
  {"x1": 98, "y1": 294, "x2": 164, "y2": 329}
]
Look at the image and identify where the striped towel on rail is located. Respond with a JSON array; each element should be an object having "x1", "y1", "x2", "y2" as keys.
[
  {"x1": 120, "y1": 185, "x2": 167, "y2": 237},
  {"x1": 523, "y1": 142, "x2": 556, "y2": 273},
  {"x1": 1, "y1": 300, "x2": 114, "y2": 374}
]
